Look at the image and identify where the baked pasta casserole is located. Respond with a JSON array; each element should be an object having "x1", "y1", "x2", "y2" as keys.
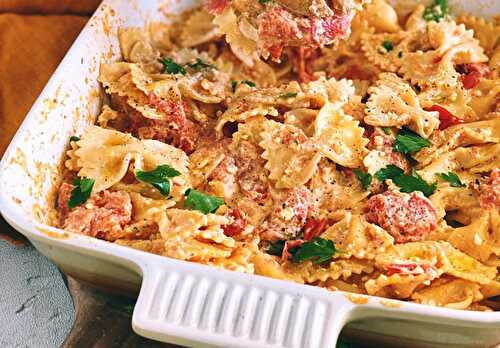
[{"x1": 55, "y1": 0, "x2": 500, "y2": 310}]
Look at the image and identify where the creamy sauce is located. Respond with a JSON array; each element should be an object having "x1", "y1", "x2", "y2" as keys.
[{"x1": 345, "y1": 293, "x2": 370, "y2": 305}]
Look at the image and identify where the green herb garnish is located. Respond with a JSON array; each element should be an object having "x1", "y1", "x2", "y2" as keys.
[
  {"x1": 375, "y1": 165, "x2": 405, "y2": 181},
  {"x1": 279, "y1": 92, "x2": 298, "y2": 99},
  {"x1": 69, "y1": 136, "x2": 80, "y2": 142},
  {"x1": 184, "y1": 189, "x2": 224, "y2": 214},
  {"x1": 186, "y1": 58, "x2": 217, "y2": 71},
  {"x1": 292, "y1": 238, "x2": 337, "y2": 264},
  {"x1": 259, "y1": 0, "x2": 272, "y2": 3},
  {"x1": 135, "y1": 165, "x2": 181, "y2": 196},
  {"x1": 436, "y1": 172, "x2": 466, "y2": 188},
  {"x1": 241, "y1": 80, "x2": 256, "y2": 87},
  {"x1": 382, "y1": 40, "x2": 394, "y2": 52},
  {"x1": 393, "y1": 128, "x2": 431, "y2": 154},
  {"x1": 160, "y1": 58, "x2": 186, "y2": 75},
  {"x1": 267, "y1": 240, "x2": 285, "y2": 256},
  {"x1": 423, "y1": 0, "x2": 449, "y2": 22},
  {"x1": 68, "y1": 177, "x2": 95, "y2": 208},
  {"x1": 353, "y1": 169, "x2": 372, "y2": 191},
  {"x1": 375, "y1": 165, "x2": 436, "y2": 197},
  {"x1": 381, "y1": 127, "x2": 391, "y2": 135},
  {"x1": 394, "y1": 170, "x2": 437, "y2": 197},
  {"x1": 231, "y1": 80, "x2": 238, "y2": 93}
]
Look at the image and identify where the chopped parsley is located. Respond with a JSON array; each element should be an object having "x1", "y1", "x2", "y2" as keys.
[
  {"x1": 241, "y1": 80, "x2": 256, "y2": 87},
  {"x1": 393, "y1": 128, "x2": 431, "y2": 154},
  {"x1": 353, "y1": 169, "x2": 372, "y2": 190},
  {"x1": 381, "y1": 127, "x2": 392, "y2": 135},
  {"x1": 292, "y1": 238, "x2": 337, "y2": 264},
  {"x1": 382, "y1": 40, "x2": 394, "y2": 52},
  {"x1": 267, "y1": 240, "x2": 285, "y2": 256},
  {"x1": 160, "y1": 58, "x2": 186, "y2": 75},
  {"x1": 230, "y1": 80, "x2": 238, "y2": 93},
  {"x1": 394, "y1": 170, "x2": 437, "y2": 197},
  {"x1": 68, "y1": 177, "x2": 95, "y2": 208},
  {"x1": 184, "y1": 189, "x2": 224, "y2": 214},
  {"x1": 436, "y1": 172, "x2": 466, "y2": 188},
  {"x1": 375, "y1": 165, "x2": 405, "y2": 181},
  {"x1": 186, "y1": 58, "x2": 217, "y2": 71},
  {"x1": 259, "y1": 0, "x2": 272, "y2": 3},
  {"x1": 375, "y1": 165, "x2": 437, "y2": 197},
  {"x1": 69, "y1": 136, "x2": 80, "y2": 142},
  {"x1": 135, "y1": 165, "x2": 181, "y2": 196},
  {"x1": 423, "y1": 0, "x2": 449, "y2": 22},
  {"x1": 266, "y1": 238, "x2": 337, "y2": 264},
  {"x1": 279, "y1": 92, "x2": 298, "y2": 99}
]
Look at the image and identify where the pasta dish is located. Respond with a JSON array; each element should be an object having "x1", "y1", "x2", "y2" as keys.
[{"x1": 55, "y1": 0, "x2": 500, "y2": 310}]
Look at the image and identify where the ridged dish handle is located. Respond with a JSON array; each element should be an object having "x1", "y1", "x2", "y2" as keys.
[{"x1": 132, "y1": 258, "x2": 355, "y2": 348}]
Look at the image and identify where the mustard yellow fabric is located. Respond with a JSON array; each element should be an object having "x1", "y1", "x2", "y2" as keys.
[{"x1": 0, "y1": 1, "x2": 100, "y2": 157}]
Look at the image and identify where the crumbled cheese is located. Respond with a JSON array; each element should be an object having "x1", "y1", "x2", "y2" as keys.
[{"x1": 280, "y1": 207, "x2": 294, "y2": 221}]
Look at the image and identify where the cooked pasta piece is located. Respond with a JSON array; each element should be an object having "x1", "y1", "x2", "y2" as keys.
[
  {"x1": 365, "y1": 73, "x2": 440, "y2": 138},
  {"x1": 52, "y1": 1, "x2": 500, "y2": 310}
]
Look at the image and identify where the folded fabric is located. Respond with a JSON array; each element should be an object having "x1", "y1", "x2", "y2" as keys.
[
  {"x1": 0, "y1": 14, "x2": 89, "y2": 156},
  {"x1": 0, "y1": 0, "x2": 101, "y2": 15}
]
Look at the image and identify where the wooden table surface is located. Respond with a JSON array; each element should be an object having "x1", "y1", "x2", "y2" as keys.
[{"x1": 0, "y1": 215, "x2": 369, "y2": 348}]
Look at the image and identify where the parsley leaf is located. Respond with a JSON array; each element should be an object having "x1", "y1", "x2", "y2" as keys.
[
  {"x1": 279, "y1": 92, "x2": 298, "y2": 99},
  {"x1": 381, "y1": 127, "x2": 391, "y2": 135},
  {"x1": 292, "y1": 238, "x2": 337, "y2": 264},
  {"x1": 231, "y1": 80, "x2": 238, "y2": 93},
  {"x1": 382, "y1": 40, "x2": 394, "y2": 52},
  {"x1": 353, "y1": 169, "x2": 372, "y2": 190},
  {"x1": 393, "y1": 128, "x2": 431, "y2": 154},
  {"x1": 259, "y1": 0, "x2": 272, "y2": 3},
  {"x1": 184, "y1": 189, "x2": 224, "y2": 214},
  {"x1": 267, "y1": 240, "x2": 285, "y2": 256},
  {"x1": 241, "y1": 80, "x2": 256, "y2": 87},
  {"x1": 436, "y1": 172, "x2": 466, "y2": 188},
  {"x1": 375, "y1": 165, "x2": 404, "y2": 181},
  {"x1": 423, "y1": 0, "x2": 449, "y2": 22},
  {"x1": 69, "y1": 136, "x2": 80, "y2": 142},
  {"x1": 136, "y1": 165, "x2": 181, "y2": 196},
  {"x1": 68, "y1": 177, "x2": 95, "y2": 208},
  {"x1": 160, "y1": 58, "x2": 186, "y2": 75},
  {"x1": 186, "y1": 58, "x2": 217, "y2": 71},
  {"x1": 375, "y1": 166, "x2": 436, "y2": 197},
  {"x1": 393, "y1": 170, "x2": 437, "y2": 197}
]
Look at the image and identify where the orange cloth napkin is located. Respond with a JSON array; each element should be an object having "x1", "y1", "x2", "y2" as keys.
[
  {"x1": 0, "y1": 1, "x2": 100, "y2": 157},
  {"x1": 0, "y1": 1, "x2": 100, "y2": 238}
]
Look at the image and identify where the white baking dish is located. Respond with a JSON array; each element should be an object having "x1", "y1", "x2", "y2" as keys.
[{"x1": 1, "y1": 0, "x2": 499, "y2": 347}]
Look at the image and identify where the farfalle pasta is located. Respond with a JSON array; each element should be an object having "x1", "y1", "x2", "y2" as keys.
[{"x1": 54, "y1": 0, "x2": 500, "y2": 310}]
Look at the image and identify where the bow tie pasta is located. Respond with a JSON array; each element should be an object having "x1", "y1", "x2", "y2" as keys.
[{"x1": 54, "y1": 0, "x2": 500, "y2": 311}]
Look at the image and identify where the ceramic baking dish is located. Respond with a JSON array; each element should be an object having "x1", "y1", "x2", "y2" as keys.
[{"x1": 1, "y1": 0, "x2": 499, "y2": 347}]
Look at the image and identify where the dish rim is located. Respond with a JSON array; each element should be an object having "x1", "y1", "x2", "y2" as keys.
[{"x1": 1, "y1": 0, "x2": 500, "y2": 346}]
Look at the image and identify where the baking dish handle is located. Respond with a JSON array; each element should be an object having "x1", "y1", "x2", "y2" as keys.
[{"x1": 131, "y1": 258, "x2": 354, "y2": 348}]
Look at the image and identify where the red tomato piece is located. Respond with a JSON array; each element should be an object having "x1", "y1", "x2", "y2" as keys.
[
  {"x1": 386, "y1": 263, "x2": 434, "y2": 276},
  {"x1": 425, "y1": 105, "x2": 463, "y2": 130},
  {"x1": 303, "y1": 218, "x2": 328, "y2": 241},
  {"x1": 222, "y1": 209, "x2": 246, "y2": 237},
  {"x1": 461, "y1": 71, "x2": 481, "y2": 89}
]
